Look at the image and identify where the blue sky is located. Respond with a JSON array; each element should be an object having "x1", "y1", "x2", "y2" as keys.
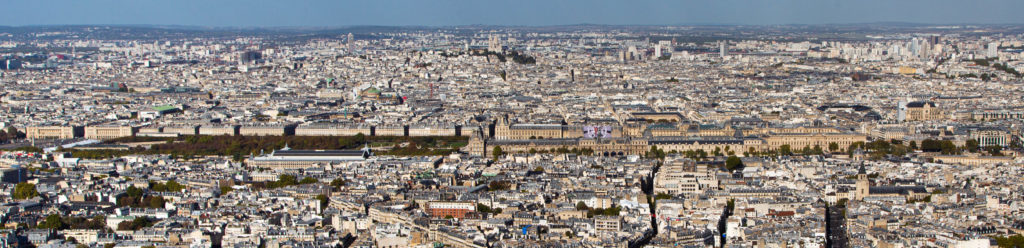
[{"x1": 2, "y1": 0, "x2": 1022, "y2": 27}]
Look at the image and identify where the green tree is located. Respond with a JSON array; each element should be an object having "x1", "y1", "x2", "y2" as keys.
[
  {"x1": 330, "y1": 178, "x2": 347, "y2": 189},
  {"x1": 575, "y1": 201, "x2": 589, "y2": 210},
  {"x1": 476, "y1": 203, "x2": 492, "y2": 213},
  {"x1": 586, "y1": 206, "x2": 622, "y2": 217},
  {"x1": 38, "y1": 214, "x2": 66, "y2": 230},
  {"x1": 487, "y1": 181, "x2": 511, "y2": 191},
  {"x1": 891, "y1": 145, "x2": 909, "y2": 157},
  {"x1": 994, "y1": 235, "x2": 1024, "y2": 248},
  {"x1": 219, "y1": 185, "x2": 234, "y2": 194},
  {"x1": 125, "y1": 186, "x2": 144, "y2": 198},
  {"x1": 921, "y1": 139, "x2": 942, "y2": 152},
  {"x1": 908, "y1": 141, "x2": 917, "y2": 150},
  {"x1": 299, "y1": 177, "x2": 319, "y2": 184},
  {"x1": 984, "y1": 145, "x2": 1003, "y2": 156},
  {"x1": 148, "y1": 196, "x2": 166, "y2": 208},
  {"x1": 847, "y1": 141, "x2": 865, "y2": 156},
  {"x1": 866, "y1": 140, "x2": 891, "y2": 153},
  {"x1": 828, "y1": 142, "x2": 839, "y2": 153},
  {"x1": 76, "y1": 215, "x2": 107, "y2": 230},
  {"x1": 779, "y1": 145, "x2": 792, "y2": 156},
  {"x1": 654, "y1": 193, "x2": 672, "y2": 200},
  {"x1": 316, "y1": 194, "x2": 329, "y2": 209},
  {"x1": 725, "y1": 155, "x2": 743, "y2": 171},
  {"x1": 151, "y1": 180, "x2": 185, "y2": 192},
  {"x1": 940, "y1": 140, "x2": 958, "y2": 154},
  {"x1": 492, "y1": 146, "x2": 504, "y2": 159},
  {"x1": 165, "y1": 180, "x2": 184, "y2": 191},
  {"x1": 965, "y1": 139, "x2": 980, "y2": 152},
  {"x1": 118, "y1": 217, "x2": 155, "y2": 231},
  {"x1": 278, "y1": 174, "x2": 298, "y2": 185},
  {"x1": 13, "y1": 183, "x2": 39, "y2": 200}
]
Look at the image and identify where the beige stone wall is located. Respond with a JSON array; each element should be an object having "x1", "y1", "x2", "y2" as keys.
[
  {"x1": 84, "y1": 126, "x2": 134, "y2": 140},
  {"x1": 27, "y1": 126, "x2": 76, "y2": 139}
]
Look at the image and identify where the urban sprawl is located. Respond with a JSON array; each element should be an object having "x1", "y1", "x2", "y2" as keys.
[{"x1": 0, "y1": 25, "x2": 1023, "y2": 247}]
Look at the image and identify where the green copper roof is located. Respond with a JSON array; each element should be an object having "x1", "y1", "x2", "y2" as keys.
[{"x1": 153, "y1": 105, "x2": 178, "y2": 112}]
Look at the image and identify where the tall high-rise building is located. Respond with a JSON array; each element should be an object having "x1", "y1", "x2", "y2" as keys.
[
  {"x1": 347, "y1": 33, "x2": 355, "y2": 52},
  {"x1": 719, "y1": 41, "x2": 727, "y2": 58},
  {"x1": 3, "y1": 59, "x2": 21, "y2": 70},
  {"x1": 987, "y1": 42, "x2": 998, "y2": 58},
  {"x1": 889, "y1": 44, "x2": 901, "y2": 58},
  {"x1": 654, "y1": 44, "x2": 662, "y2": 60},
  {"x1": 909, "y1": 38, "x2": 921, "y2": 57},
  {"x1": 238, "y1": 51, "x2": 262, "y2": 65}
]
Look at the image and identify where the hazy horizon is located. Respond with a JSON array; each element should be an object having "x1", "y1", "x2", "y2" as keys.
[{"x1": 3, "y1": 0, "x2": 1024, "y2": 27}]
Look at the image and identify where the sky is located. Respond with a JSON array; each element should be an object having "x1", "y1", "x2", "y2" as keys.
[{"x1": 2, "y1": 0, "x2": 1023, "y2": 27}]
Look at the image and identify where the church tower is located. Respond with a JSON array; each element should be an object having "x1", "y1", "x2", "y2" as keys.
[{"x1": 855, "y1": 164, "x2": 870, "y2": 201}]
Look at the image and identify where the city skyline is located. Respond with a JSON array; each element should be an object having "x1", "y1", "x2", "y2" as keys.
[
  {"x1": 2, "y1": 1, "x2": 1024, "y2": 247},
  {"x1": 2, "y1": 0, "x2": 1024, "y2": 27}
]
